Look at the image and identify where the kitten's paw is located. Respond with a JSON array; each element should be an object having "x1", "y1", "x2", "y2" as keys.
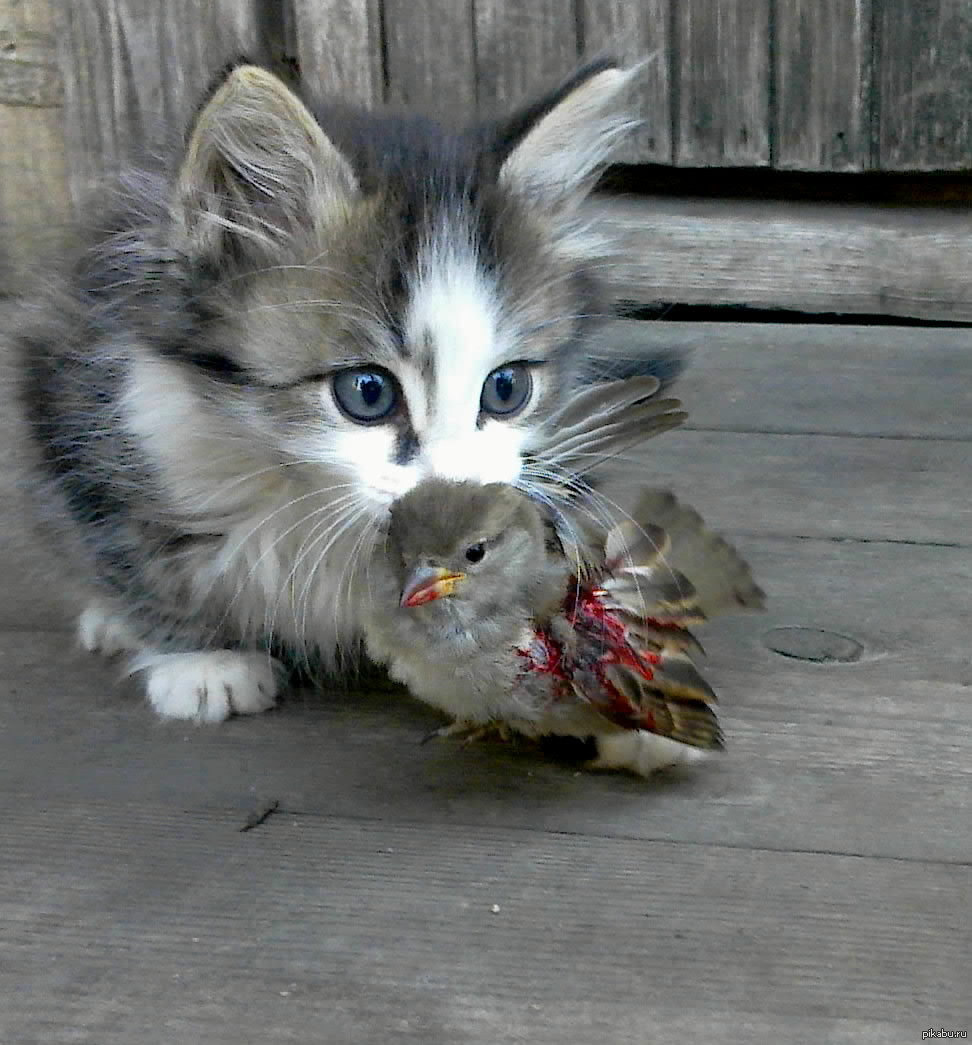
[
  {"x1": 591, "y1": 731, "x2": 708, "y2": 777},
  {"x1": 78, "y1": 603, "x2": 140, "y2": 657},
  {"x1": 134, "y1": 651, "x2": 281, "y2": 723}
]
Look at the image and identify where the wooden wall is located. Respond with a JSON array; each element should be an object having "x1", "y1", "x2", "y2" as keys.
[
  {"x1": 299, "y1": 0, "x2": 972, "y2": 174},
  {"x1": 1, "y1": 1, "x2": 971, "y2": 318},
  {"x1": 62, "y1": 1, "x2": 268, "y2": 207}
]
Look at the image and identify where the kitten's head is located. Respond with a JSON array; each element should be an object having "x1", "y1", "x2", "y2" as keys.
[{"x1": 155, "y1": 60, "x2": 641, "y2": 515}]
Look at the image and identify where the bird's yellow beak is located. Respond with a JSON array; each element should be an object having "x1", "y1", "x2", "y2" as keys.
[{"x1": 400, "y1": 565, "x2": 466, "y2": 608}]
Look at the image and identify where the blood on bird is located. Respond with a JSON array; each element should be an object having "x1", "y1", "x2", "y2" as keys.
[
  {"x1": 514, "y1": 582, "x2": 675, "y2": 732},
  {"x1": 516, "y1": 629, "x2": 569, "y2": 682},
  {"x1": 564, "y1": 584, "x2": 656, "y2": 682}
]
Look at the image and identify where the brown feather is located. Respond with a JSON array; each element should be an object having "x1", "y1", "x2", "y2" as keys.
[
  {"x1": 547, "y1": 375, "x2": 662, "y2": 433},
  {"x1": 598, "y1": 567, "x2": 702, "y2": 621},
  {"x1": 604, "y1": 520, "x2": 670, "y2": 570},
  {"x1": 597, "y1": 663, "x2": 724, "y2": 750},
  {"x1": 536, "y1": 376, "x2": 687, "y2": 475},
  {"x1": 613, "y1": 490, "x2": 767, "y2": 615}
]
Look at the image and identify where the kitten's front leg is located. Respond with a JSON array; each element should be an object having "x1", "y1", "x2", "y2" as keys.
[{"x1": 79, "y1": 601, "x2": 281, "y2": 723}]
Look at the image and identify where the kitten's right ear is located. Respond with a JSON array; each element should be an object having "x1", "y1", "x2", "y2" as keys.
[{"x1": 175, "y1": 64, "x2": 357, "y2": 258}]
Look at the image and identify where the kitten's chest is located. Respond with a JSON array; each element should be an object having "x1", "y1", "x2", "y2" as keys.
[{"x1": 189, "y1": 498, "x2": 370, "y2": 654}]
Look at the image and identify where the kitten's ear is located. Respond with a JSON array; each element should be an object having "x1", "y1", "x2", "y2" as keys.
[
  {"x1": 175, "y1": 64, "x2": 357, "y2": 257},
  {"x1": 497, "y1": 60, "x2": 640, "y2": 213}
]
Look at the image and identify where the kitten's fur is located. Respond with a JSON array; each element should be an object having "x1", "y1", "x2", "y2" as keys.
[{"x1": 9, "y1": 59, "x2": 660, "y2": 721}]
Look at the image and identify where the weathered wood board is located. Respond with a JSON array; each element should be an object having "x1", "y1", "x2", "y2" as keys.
[
  {"x1": 674, "y1": 0, "x2": 771, "y2": 166},
  {"x1": 1, "y1": 795, "x2": 968, "y2": 1044},
  {"x1": 473, "y1": 0, "x2": 578, "y2": 113},
  {"x1": 292, "y1": 0, "x2": 383, "y2": 107},
  {"x1": 0, "y1": 0, "x2": 70, "y2": 281},
  {"x1": 877, "y1": 0, "x2": 972, "y2": 171},
  {"x1": 774, "y1": 0, "x2": 872, "y2": 171},
  {"x1": 579, "y1": 0, "x2": 672, "y2": 164},
  {"x1": 383, "y1": 0, "x2": 476, "y2": 116},
  {"x1": 595, "y1": 321, "x2": 972, "y2": 439},
  {"x1": 7, "y1": 0, "x2": 972, "y2": 316},
  {"x1": 8, "y1": 0, "x2": 972, "y2": 280},
  {"x1": 593, "y1": 195, "x2": 972, "y2": 322},
  {"x1": 61, "y1": 0, "x2": 264, "y2": 203}
]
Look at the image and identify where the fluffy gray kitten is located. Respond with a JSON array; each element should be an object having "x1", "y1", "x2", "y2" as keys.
[{"x1": 9, "y1": 58, "x2": 664, "y2": 722}]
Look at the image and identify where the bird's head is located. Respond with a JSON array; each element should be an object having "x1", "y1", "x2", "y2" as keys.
[{"x1": 386, "y1": 479, "x2": 548, "y2": 610}]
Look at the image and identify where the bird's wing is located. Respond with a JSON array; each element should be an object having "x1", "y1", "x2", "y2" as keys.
[
  {"x1": 557, "y1": 590, "x2": 723, "y2": 751},
  {"x1": 535, "y1": 376, "x2": 687, "y2": 476},
  {"x1": 602, "y1": 660, "x2": 724, "y2": 750},
  {"x1": 566, "y1": 646, "x2": 724, "y2": 751},
  {"x1": 601, "y1": 490, "x2": 766, "y2": 620}
]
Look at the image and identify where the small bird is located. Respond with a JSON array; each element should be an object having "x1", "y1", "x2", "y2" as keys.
[{"x1": 363, "y1": 480, "x2": 765, "y2": 776}]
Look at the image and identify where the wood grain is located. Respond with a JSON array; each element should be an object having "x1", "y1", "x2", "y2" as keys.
[
  {"x1": 674, "y1": 0, "x2": 771, "y2": 165},
  {"x1": 877, "y1": 0, "x2": 972, "y2": 171},
  {"x1": 0, "y1": 15, "x2": 61, "y2": 105},
  {"x1": 1, "y1": 796, "x2": 968, "y2": 1043},
  {"x1": 579, "y1": 0, "x2": 672, "y2": 164},
  {"x1": 594, "y1": 321, "x2": 972, "y2": 439},
  {"x1": 473, "y1": 0, "x2": 579, "y2": 113},
  {"x1": 0, "y1": 0, "x2": 70, "y2": 282},
  {"x1": 592, "y1": 195, "x2": 972, "y2": 322},
  {"x1": 62, "y1": 0, "x2": 263, "y2": 204},
  {"x1": 292, "y1": 0, "x2": 383, "y2": 107},
  {"x1": 641, "y1": 429, "x2": 971, "y2": 544},
  {"x1": 774, "y1": 0, "x2": 873, "y2": 171},
  {"x1": 383, "y1": 0, "x2": 476, "y2": 117}
]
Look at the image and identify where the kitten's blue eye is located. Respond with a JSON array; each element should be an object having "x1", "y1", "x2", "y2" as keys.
[
  {"x1": 480, "y1": 364, "x2": 532, "y2": 417},
  {"x1": 332, "y1": 368, "x2": 399, "y2": 423}
]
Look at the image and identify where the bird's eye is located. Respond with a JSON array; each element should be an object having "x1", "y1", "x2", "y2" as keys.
[
  {"x1": 332, "y1": 368, "x2": 399, "y2": 423},
  {"x1": 480, "y1": 364, "x2": 532, "y2": 417},
  {"x1": 465, "y1": 543, "x2": 486, "y2": 564}
]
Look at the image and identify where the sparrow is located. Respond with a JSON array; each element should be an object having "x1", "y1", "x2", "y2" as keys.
[{"x1": 363, "y1": 481, "x2": 765, "y2": 776}]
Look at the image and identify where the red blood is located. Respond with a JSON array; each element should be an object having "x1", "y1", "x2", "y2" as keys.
[
  {"x1": 515, "y1": 582, "x2": 666, "y2": 727},
  {"x1": 516, "y1": 629, "x2": 569, "y2": 681},
  {"x1": 563, "y1": 584, "x2": 657, "y2": 683}
]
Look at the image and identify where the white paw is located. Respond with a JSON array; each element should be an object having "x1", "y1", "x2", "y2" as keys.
[
  {"x1": 591, "y1": 731, "x2": 708, "y2": 777},
  {"x1": 133, "y1": 651, "x2": 281, "y2": 723},
  {"x1": 78, "y1": 603, "x2": 140, "y2": 657}
]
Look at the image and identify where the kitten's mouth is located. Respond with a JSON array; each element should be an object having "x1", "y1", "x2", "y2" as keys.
[{"x1": 400, "y1": 566, "x2": 466, "y2": 608}]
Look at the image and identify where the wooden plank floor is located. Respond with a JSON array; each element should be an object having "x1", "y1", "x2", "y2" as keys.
[{"x1": 2, "y1": 322, "x2": 971, "y2": 1044}]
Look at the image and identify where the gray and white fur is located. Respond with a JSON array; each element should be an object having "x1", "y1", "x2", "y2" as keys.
[{"x1": 8, "y1": 58, "x2": 669, "y2": 721}]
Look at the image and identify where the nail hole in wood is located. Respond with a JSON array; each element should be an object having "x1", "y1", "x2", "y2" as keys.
[{"x1": 762, "y1": 627, "x2": 864, "y2": 664}]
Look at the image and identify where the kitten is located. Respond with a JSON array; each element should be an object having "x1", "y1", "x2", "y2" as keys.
[{"x1": 8, "y1": 58, "x2": 666, "y2": 722}]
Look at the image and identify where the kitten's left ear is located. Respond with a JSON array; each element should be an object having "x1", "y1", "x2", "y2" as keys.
[
  {"x1": 497, "y1": 59, "x2": 640, "y2": 213},
  {"x1": 175, "y1": 63, "x2": 358, "y2": 258}
]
